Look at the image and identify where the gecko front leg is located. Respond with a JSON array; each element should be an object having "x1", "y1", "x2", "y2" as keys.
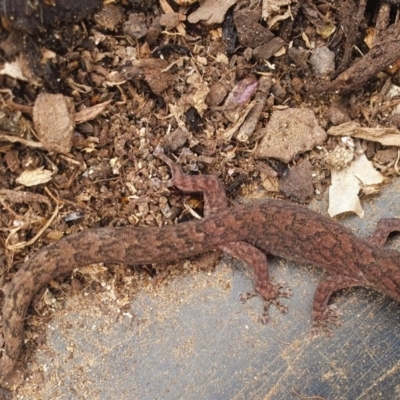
[
  {"x1": 155, "y1": 148, "x2": 292, "y2": 322},
  {"x1": 154, "y1": 147, "x2": 228, "y2": 215},
  {"x1": 221, "y1": 241, "x2": 292, "y2": 323}
]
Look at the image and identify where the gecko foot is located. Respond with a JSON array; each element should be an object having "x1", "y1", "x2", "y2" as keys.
[
  {"x1": 238, "y1": 289, "x2": 257, "y2": 303},
  {"x1": 239, "y1": 281, "x2": 292, "y2": 324},
  {"x1": 259, "y1": 299, "x2": 289, "y2": 324},
  {"x1": 311, "y1": 304, "x2": 344, "y2": 336}
]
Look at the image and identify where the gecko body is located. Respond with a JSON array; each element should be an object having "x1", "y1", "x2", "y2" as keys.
[{"x1": 1, "y1": 149, "x2": 400, "y2": 385}]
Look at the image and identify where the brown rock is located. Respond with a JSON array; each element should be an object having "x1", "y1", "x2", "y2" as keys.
[
  {"x1": 146, "y1": 18, "x2": 162, "y2": 45},
  {"x1": 94, "y1": 4, "x2": 124, "y2": 31},
  {"x1": 252, "y1": 37, "x2": 285, "y2": 61},
  {"x1": 256, "y1": 108, "x2": 327, "y2": 163},
  {"x1": 123, "y1": 13, "x2": 148, "y2": 39},
  {"x1": 279, "y1": 158, "x2": 314, "y2": 202},
  {"x1": 205, "y1": 83, "x2": 228, "y2": 106},
  {"x1": 288, "y1": 47, "x2": 309, "y2": 67},
  {"x1": 164, "y1": 128, "x2": 190, "y2": 152},
  {"x1": 159, "y1": 12, "x2": 185, "y2": 30},
  {"x1": 375, "y1": 148, "x2": 398, "y2": 164},
  {"x1": 234, "y1": 9, "x2": 274, "y2": 48},
  {"x1": 33, "y1": 94, "x2": 75, "y2": 154},
  {"x1": 122, "y1": 59, "x2": 174, "y2": 95},
  {"x1": 325, "y1": 102, "x2": 351, "y2": 125}
]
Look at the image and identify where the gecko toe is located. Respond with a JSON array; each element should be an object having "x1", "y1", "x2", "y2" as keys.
[
  {"x1": 311, "y1": 325, "x2": 334, "y2": 337},
  {"x1": 273, "y1": 300, "x2": 289, "y2": 314},
  {"x1": 311, "y1": 304, "x2": 344, "y2": 335},
  {"x1": 279, "y1": 287, "x2": 293, "y2": 299},
  {"x1": 258, "y1": 299, "x2": 289, "y2": 325},
  {"x1": 273, "y1": 282, "x2": 293, "y2": 299},
  {"x1": 238, "y1": 290, "x2": 257, "y2": 303},
  {"x1": 259, "y1": 312, "x2": 270, "y2": 325},
  {"x1": 324, "y1": 305, "x2": 344, "y2": 327}
]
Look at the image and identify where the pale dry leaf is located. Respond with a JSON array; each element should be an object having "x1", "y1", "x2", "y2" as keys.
[
  {"x1": 328, "y1": 154, "x2": 384, "y2": 218},
  {"x1": 262, "y1": 0, "x2": 291, "y2": 25},
  {"x1": 184, "y1": 71, "x2": 210, "y2": 113},
  {"x1": 188, "y1": 0, "x2": 239, "y2": 25},
  {"x1": 16, "y1": 167, "x2": 53, "y2": 187},
  {"x1": 75, "y1": 100, "x2": 112, "y2": 124},
  {"x1": 260, "y1": 172, "x2": 280, "y2": 192},
  {"x1": 219, "y1": 101, "x2": 254, "y2": 140},
  {"x1": 316, "y1": 21, "x2": 336, "y2": 39},
  {"x1": 0, "y1": 54, "x2": 40, "y2": 84},
  {"x1": 267, "y1": 8, "x2": 292, "y2": 29},
  {"x1": 364, "y1": 27, "x2": 376, "y2": 49},
  {"x1": 0, "y1": 60, "x2": 27, "y2": 81},
  {"x1": 328, "y1": 122, "x2": 400, "y2": 146}
]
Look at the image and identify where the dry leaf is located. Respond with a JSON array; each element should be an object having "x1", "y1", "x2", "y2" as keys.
[
  {"x1": 0, "y1": 60, "x2": 27, "y2": 81},
  {"x1": 328, "y1": 122, "x2": 400, "y2": 146},
  {"x1": 262, "y1": 0, "x2": 292, "y2": 28},
  {"x1": 0, "y1": 54, "x2": 40, "y2": 84},
  {"x1": 75, "y1": 100, "x2": 112, "y2": 124},
  {"x1": 328, "y1": 154, "x2": 384, "y2": 218},
  {"x1": 223, "y1": 76, "x2": 258, "y2": 122},
  {"x1": 262, "y1": 0, "x2": 291, "y2": 18},
  {"x1": 184, "y1": 71, "x2": 210, "y2": 114},
  {"x1": 188, "y1": 0, "x2": 239, "y2": 25},
  {"x1": 364, "y1": 27, "x2": 376, "y2": 49},
  {"x1": 16, "y1": 167, "x2": 53, "y2": 187}
]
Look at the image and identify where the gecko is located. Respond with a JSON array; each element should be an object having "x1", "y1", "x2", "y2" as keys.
[{"x1": 1, "y1": 147, "x2": 400, "y2": 386}]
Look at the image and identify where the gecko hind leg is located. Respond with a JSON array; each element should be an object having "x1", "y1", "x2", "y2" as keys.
[
  {"x1": 221, "y1": 241, "x2": 292, "y2": 324},
  {"x1": 154, "y1": 147, "x2": 229, "y2": 215},
  {"x1": 369, "y1": 218, "x2": 400, "y2": 246},
  {"x1": 311, "y1": 275, "x2": 360, "y2": 335}
]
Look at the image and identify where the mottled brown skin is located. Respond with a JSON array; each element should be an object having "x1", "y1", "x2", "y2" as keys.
[{"x1": 1, "y1": 149, "x2": 400, "y2": 385}]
